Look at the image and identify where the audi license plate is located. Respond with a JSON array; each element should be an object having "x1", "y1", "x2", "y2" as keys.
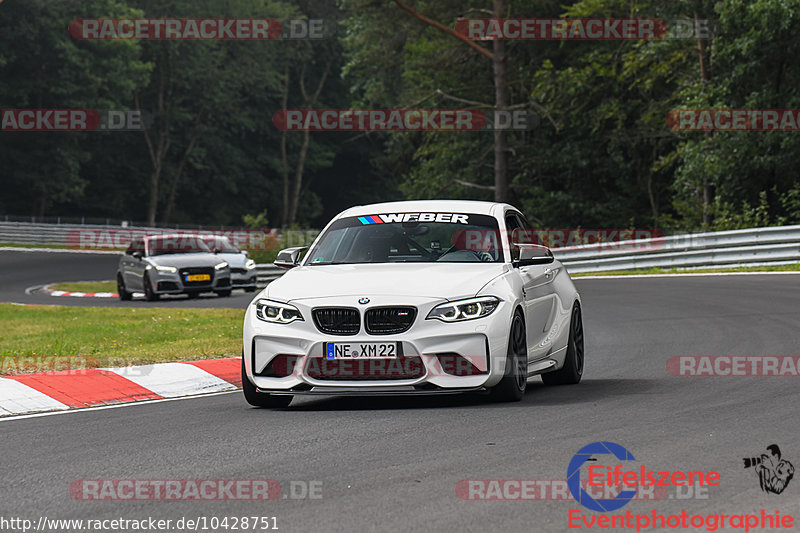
[
  {"x1": 185, "y1": 274, "x2": 210, "y2": 282},
  {"x1": 325, "y1": 342, "x2": 397, "y2": 359}
]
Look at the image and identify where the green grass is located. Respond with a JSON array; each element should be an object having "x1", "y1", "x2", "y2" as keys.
[
  {"x1": 49, "y1": 281, "x2": 118, "y2": 293},
  {"x1": 0, "y1": 303, "x2": 244, "y2": 375},
  {"x1": 1, "y1": 241, "x2": 281, "y2": 263},
  {"x1": 0, "y1": 242, "x2": 83, "y2": 250},
  {"x1": 572, "y1": 263, "x2": 800, "y2": 277}
]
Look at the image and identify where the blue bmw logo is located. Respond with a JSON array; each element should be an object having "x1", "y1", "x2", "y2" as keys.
[{"x1": 358, "y1": 297, "x2": 370, "y2": 305}]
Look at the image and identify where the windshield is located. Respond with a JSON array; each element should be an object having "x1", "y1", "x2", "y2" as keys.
[
  {"x1": 202, "y1": 236, "x2": 240, "y2": 253},
  {"x1": 305, "y1": 213, "x2": 503, "y2": 265},
  {"x1": 147, "y1": 235, "x2": 212, "y2": 256}
]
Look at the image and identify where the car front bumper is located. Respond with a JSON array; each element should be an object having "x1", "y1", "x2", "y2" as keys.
[
  {"x1": 243, "y1": 295, "x2": 516, "y2": 393},
  {"x1": 148, "y1": 268, "x2": 231, "y2": 294}
]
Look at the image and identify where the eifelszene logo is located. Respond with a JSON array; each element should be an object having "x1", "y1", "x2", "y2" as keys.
[
  {"x1": 743, "y1": 445, "x2": 794, "y2": 494},
  {"x1": 567, "y1": 441, "x2": 721, "y2": 512}
]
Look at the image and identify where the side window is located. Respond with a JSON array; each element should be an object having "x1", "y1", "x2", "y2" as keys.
[
  {"x1": 505, "y1": 213, "x2": 522, "y2": 262},
  {"x1": 127, "y1": 238, "x2": 144, "y2": 256},
  {"x1": 126, "y1": 238, "x2": 139, "y2": 255},
  {"x1": 515, "y1": 214, "x2": 536, "y2": 246}
]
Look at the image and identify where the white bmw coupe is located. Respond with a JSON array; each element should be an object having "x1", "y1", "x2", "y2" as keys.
[{"x1": 242, "y1": 200, "x2": 583, "y2": 407}]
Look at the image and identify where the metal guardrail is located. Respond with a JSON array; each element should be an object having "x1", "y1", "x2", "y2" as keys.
[
  {"x1": 256, "y1": 265, "x2": 286, "y2": 287},
  {"x1": 552, "y1": 225, "x2": 800, "y2": 273},
  {"x1": 0, "y1": 221, "x2": 196, "y2": 245}
]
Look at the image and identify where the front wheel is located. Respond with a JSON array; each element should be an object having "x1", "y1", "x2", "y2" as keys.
[
  {"x1": 541, "y1": 302, "x2": 584, "y2": 385},
  {"x1": 216, "y1": 289, "x2": 232, "y2": 298},
  {"x1": 489, "y1": 311, "x2": 527, "y2": 402},
  {"x1": 143, "y1": 273, "x2": 159, "y2": 301},
  {"x1": 242, "y1": 358, "x2": 293, "y2": 408},
  {"x1": 117, "y1": 275, "x2": 132, "y2": 301}
]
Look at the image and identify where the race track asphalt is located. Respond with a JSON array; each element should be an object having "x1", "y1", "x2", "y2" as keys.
[
  {"x1": 2, "y1": 249, "x2": 800, "y2": 532},
  {"x1": 0, "y1": 250, "x2": 254, "y2": 308}
]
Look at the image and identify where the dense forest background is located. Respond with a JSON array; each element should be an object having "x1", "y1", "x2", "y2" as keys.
[{"x1": 1, "y1": 0, "x2": 798, "y2": 233}]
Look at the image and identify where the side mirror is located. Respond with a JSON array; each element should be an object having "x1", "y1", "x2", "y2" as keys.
[
  {"x1": 132, "y1": 251, "x2": 143, "y2": 260},
  {"x1": 242, "y1": 250, "x2": 249, "y2": 257},
  {"x1": 274, "y1": 246, "x2": 308, "y2": 269},
  {"x1": 513, "y1": 244, "x2": 554, "y2": 267}
]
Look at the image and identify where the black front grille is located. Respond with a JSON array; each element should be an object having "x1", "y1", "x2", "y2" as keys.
[
  {"x1": 230, "y1": 268, "x2": 247, "y2": 275},
  {"x1": 305, "y1": 355, "x2": 424, "y2": 380},
  {"x1": 312, "y1": 308, "x2": 360, "y2": 335},
  {"x1": 157, "y1": 281, "x2": 179, "y2": 291},
  {"x1": 365, "y1": 307, "x2": 417, "y2": 335},
  {"x1": 179, "y1": 267, "x2": 214, "y2": 286}
]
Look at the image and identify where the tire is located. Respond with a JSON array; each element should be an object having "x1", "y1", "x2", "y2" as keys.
[
  {"x1": 216, "y1": 289, "x2": 232, "y2": 298},
  {"x1": 143, "y1": 272, "x2": 159, "y2": 301},
  {"x1": 489, "y1": 311, "x2": 527, "y2": 402},
  {"x1": 117, "y1": 275, "x2": 132, "y2": 301},
  {"x1": 245, "y1": 286, "x2": 257, "y2": 293},
  {"x1": 242, "y1": 358, "x2": 293, "y2": 408},
  {"x1": 541, "y1": 302, "x2": 584, "y2": 385}
]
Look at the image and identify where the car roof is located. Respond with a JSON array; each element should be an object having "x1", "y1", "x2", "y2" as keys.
[{"x1": 338, "y1": 200, "x2": 516, "y2": 218}]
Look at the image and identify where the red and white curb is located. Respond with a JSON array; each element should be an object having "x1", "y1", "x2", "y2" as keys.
[
  {"x1": 38, "y1": 282, "x2": 122, "y2": 298},
  {"x1": 0, "y1": 358, "x2": 241, "y2": 417},
  {"x1": 48, "y1": 290, "x2": 119, "y2": 298}
]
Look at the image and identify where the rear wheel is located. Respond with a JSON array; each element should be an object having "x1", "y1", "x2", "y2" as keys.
[
  {"x1": 143, "y1": 273, "x2": 159, "y2": 301},
  {"x1": 117, "y1": 275, "x2": 132, "y2": 301},
  {"x1": 541, "y1": 302, "x2": 584, "y2": 385},
  {"x1": 242, "y1": 358, "x2": 293, "y2": 408},
  {"x1": 489, "y1": 311, "x2": 527, "y2": 402}
]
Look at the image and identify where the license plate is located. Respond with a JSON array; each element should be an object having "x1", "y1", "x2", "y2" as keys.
[
  {"x1": 325, "y1": 342, "x2": 397, "y2": 359},
  {"x1": 185, "y1": 274, "x2": 210, "y2": 282}
]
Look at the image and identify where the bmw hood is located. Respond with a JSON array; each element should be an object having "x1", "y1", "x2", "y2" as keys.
[{"x1": 266, "y1": 263, "x2": 509, "y2": 301}]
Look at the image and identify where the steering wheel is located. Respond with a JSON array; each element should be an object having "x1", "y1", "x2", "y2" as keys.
[{"x1": 476, "y1": 250, "x2": 495, "y2": 262}]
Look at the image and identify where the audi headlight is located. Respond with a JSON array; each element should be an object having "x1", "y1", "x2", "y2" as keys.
[
  {"x1": 426, "y1": 296, "x2": 500, "y2": 322},
  {"x1": 214, "y1": 262, "x2": 229, "y2": 270},
  {"x1": 245, "y1": 259, "x2": 256, "y2": 269},
  {"x1": 254, "y1": 299, "x2": 303, "y2": 324},
  {"x1": 153, "y1": 265, "x2": 177, "y2": 273}
]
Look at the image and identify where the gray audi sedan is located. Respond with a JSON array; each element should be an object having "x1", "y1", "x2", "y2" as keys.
[{"x1": 117, "y1": 234, "x2": 232, "y2": 301}]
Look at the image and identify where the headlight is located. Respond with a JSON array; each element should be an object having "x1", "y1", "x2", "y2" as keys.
[
  {"x1": 245, "y1": 259, "x2": 256, "y2": 269},
  {"x1": 150, "y1": 264, "x2": 177, "y2": 273},
  {"x1": 214, "y1": 262, "x2": 229, "y2": 270},
  {"x1": 254, "y1": 299, "x2": 303, "y2": 324},
  {"x1": 426, "y1": 296, "x2": 500, "y2": 322}
]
